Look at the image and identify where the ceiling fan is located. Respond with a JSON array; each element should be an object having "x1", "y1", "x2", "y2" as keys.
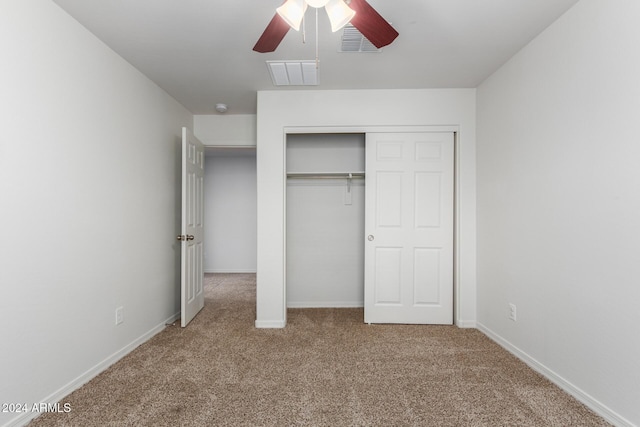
[{"x1": 253, "y1": 0, "x2": 399, "y2": 53}]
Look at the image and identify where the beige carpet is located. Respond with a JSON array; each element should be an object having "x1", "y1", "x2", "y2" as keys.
[{"x1": 30, "y1": 273, "x2": 609, "y2": 426}]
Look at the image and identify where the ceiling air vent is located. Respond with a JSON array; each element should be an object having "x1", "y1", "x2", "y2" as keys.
[
  {"x1": 266, "y1": 60, "x2": 319, "y2": 86},
  {"x1": 339, "y1": 24, "x2": 382, "y2": 53}
]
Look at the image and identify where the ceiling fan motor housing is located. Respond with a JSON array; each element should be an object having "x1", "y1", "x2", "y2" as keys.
[{"x1": 306, "y1": 0, "x2": 331, "y2": 8}]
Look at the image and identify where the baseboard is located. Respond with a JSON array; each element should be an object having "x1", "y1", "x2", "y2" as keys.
[
  {"x1": 4, "y1": 312, "x2": 181, "y2": 427},
  {"x1": 287, "y1": 301, "x2": 364, "y2": 308},
  {"x1": 455, "y1": 319, "x2": 477, "y2": 328},
  {"x1": 254, "y1": 319, "x2": 286, "y2": 328},
  {"x1": 476, "y1": 322, "x2": 635, "y2": 427},
  {"x1": 204, "y1": 269, "x2": 257, "y2": 274}
]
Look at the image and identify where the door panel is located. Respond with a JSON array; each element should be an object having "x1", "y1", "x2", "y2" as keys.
[
  {"x1": 374, "y1": 247, "x2": 403, "y2": 304},
  {"x1": 413, "y1": 248, "x2": 441, "y2": 305},
  {"x1": 181, "y1": 127, "x2": 205, "y2": 327},
  {"x1": 364, "y1": 132, "x2": 454, "y2": 324},
  {"x1": 376, "y1": 172, "x2": 403, "y2": 227},
  {"x1": 415, "y1": 172, "x2": 442, "y2": 228}
]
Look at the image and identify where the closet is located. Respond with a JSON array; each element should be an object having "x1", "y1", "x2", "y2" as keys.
[
  {"x1": 285, "y1": 131, "x2": 455, "y2": 324},
  {"x1": 286, "y1": 133, "x2": 365, "y2": 307}
]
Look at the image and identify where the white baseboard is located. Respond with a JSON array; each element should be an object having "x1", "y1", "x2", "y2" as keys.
[
  {"x1": 254, "y1": 319, "x2": 286, "y2": 328},
  {"x1": 204, "y1": 269, "x2": 257, "y2": 274},
  {"x1": 476, "y1": 322, "x2": 635, "y2": 427},
  {"x1": 4, "y1": 312, "x2": 181, "y2": 427},
  {"x1": 455, "y1": 319, "x2": 477, "y2": 328},
  {"x1": 287, "y1": 301, "x2": 364, "y2": 308}
]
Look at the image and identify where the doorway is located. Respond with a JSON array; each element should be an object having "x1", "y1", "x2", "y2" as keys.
[{"x1": 203, "y1": 147, "x2": 257, "y2": 274}]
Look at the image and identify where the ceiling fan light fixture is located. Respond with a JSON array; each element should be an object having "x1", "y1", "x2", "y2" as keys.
[
  {"x1": 325, "y1": 0, "x2": 356, "y2": 32},
  {"x1": 276, "y1": 0, "x2": 308, "y2": 31},
  {"x1": 305, "y1": 0, "x2": 331, "y2": 8}
]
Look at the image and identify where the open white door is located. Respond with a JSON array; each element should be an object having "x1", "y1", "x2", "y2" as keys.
[
  {"x1": 364, "y1": 132, "x2": 454, "y2": 324},
  {"x1": 179, "y1": 127, "x2": 205, "y2": 327}
]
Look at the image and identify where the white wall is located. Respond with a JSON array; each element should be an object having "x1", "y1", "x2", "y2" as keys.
[
  {"x1": 0, "y1": 2, "x2": 192, "y2": 426},
  {"x1": 286, "y1": 134, "x2": 365, "y2": 307},
  {"x1": 194, "y1": 114, "x2": 256, "y2": 146},
  {"x1": 256, "y1": 89, "x2": 476, "y2": 328},
  {"x1": 203, "y1": 152, "x2": 257, "y2": 273},
  {"x1": 476, "y1": 1, "x2": 640, "y2": 425}
]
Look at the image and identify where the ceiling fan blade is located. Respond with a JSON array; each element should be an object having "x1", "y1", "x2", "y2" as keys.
[
  {"x1": 253, "y1": 13, "x2": 291, "y2": 53},
  {"x1": 348, "y1": 0, "x2": 399, "y2": 49}
]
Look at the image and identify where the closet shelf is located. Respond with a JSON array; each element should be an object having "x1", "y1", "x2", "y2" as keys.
[{"x1": 286, "y1": 171, "x2": 365, "y2": 179}]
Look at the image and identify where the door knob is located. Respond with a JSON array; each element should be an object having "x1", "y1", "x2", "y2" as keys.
[
  {"x1": 367, "y1": 235, "x2": 375, "y2": 241},
  {"x1": 186, "y1": 235, "x2": 195, "y2": 241},
  {"x1": 177, "y1": 235, "x2": 185, "y2": 241}
]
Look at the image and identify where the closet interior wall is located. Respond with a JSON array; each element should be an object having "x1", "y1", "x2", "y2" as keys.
[{"x1": 286, "y1": 133, "x2": 366, "y2": 307}]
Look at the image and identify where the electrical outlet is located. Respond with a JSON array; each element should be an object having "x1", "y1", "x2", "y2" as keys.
[
  {"x1": 115, "y1": 306, "x2": 124, "y2": 325},
  {"x1": 508, "y1": 303, "x2": 517, "y2": 321}
]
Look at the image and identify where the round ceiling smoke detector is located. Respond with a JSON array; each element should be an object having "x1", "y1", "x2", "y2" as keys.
[{"x1": 215, "y1": 103, "x2": 228, "y2": 113}]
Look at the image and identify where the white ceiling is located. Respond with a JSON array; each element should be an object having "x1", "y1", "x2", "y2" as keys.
[{"x1": 52, "y1": 0, "x2": 579, "y2": 115}]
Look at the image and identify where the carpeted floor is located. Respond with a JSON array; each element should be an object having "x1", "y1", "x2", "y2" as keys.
[{"x1": 30, "y1": 273, "x2": 609, "y2": 426}]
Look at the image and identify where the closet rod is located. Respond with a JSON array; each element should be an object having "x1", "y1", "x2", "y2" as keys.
[{"x1": 286, "y1": 172, "x2": 365, "y2": 179}]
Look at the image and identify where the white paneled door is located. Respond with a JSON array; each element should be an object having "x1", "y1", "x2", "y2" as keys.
[
  {"x1": 180, "y1": 127, "x2": 205, "y2": 327},
  {"x1": 364, "y1": 132, "x2": 454, "y2": 324}
]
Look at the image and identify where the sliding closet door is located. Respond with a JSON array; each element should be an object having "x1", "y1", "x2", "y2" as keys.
[{"x1": 364, "y1": 132, "x2": 454, "y2": 324}]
